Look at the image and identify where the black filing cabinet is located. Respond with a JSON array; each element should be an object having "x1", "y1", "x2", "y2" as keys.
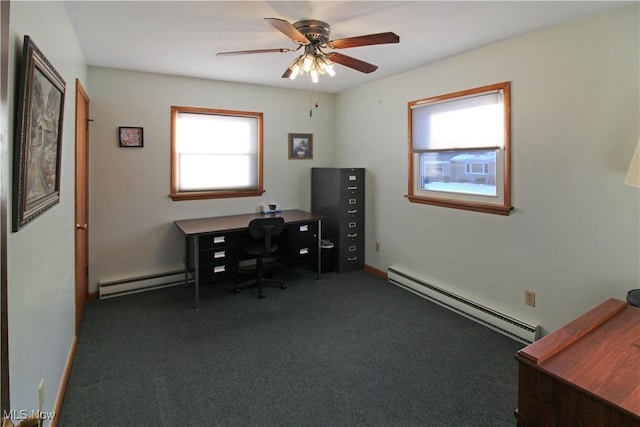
[{"x1": 311, "y1": 168, "x2": 364, "y2": 272}]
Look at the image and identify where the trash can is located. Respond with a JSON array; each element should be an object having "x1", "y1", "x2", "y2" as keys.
[{"x1": 319, "y1": 239, "x2": 335, "y2": 273}]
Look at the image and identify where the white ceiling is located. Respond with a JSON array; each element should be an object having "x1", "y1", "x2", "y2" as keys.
[{"x1": 64, "y1": 1, "x2": 629, "y2": 94}]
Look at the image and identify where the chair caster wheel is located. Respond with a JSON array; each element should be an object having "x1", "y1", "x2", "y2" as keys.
[
  {"x1": 234, "y1": 288, "x2": 241, "y2": 294},
  {"x1": 281, "y1": 284, "x2": 287, "y2": 289},
  {"x1": 258, "y1": 291, "x2": 265, "y2": 299}
]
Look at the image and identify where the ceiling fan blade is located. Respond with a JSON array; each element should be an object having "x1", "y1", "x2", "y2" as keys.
[
  {"x1": 216, "y1": 48, "x2": 295, "y2": 56},
  {"x1": 326, "y1": 52, "x2": 378, "y2": 74},
  {"x1": 327, "y1": 32, "x2": 399, "y2": 49},
  {"x1": 281, "y1": 68, "x2": 293, "y2": 79},
  {"x1": 264, "y1": 17, "x2": 310, "y2": 45}
]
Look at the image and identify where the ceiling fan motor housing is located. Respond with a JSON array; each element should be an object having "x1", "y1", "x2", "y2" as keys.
[{"x1": 293, "y1": 20, "x2": 331, "y2": 45}]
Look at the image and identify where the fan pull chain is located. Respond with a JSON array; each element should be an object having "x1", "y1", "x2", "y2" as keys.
[{"x1": 309, "y1": 86, "x2": 320, "y2": 117}]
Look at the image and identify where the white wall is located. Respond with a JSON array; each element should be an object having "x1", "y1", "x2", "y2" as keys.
[
  {"x1": 86, "y1": 68, "x2": 335, "y2": 291},
  {"x1": 335, "y1": 4, "x2": 639, "y2": 333},
  {"x1": 8, "y1": 1, "x2": 87, "y2": 424}
]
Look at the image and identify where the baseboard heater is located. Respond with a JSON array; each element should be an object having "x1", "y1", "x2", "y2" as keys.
[
  {"x1": 388, "y1": 266, "x2": 540, "y2": 344},
  {"x1": 98, "y1": 270, "x2": 190, "y2": 299}
]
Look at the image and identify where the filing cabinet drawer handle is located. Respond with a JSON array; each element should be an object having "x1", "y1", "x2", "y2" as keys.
[
  {"x1": 348, "y1": 256, "x2": 358, "y2": 261},
  {"x1": 348, "y1": 175, "x2": 358, "y2": 181},
  {"x1": 348, "y1": 199, "x2": 356, "y2": 205},
  {"x1": 299, "y1": 248, "x2": 309, "y2": 255},
  {"x1": 213, "y1": 236, "x2": 226, "y2": 244},
  {"x1": 214, "y1": 251, "x2": 226, "y2": 259},
  {"x1": 347, "y1": 233, "x2": 358, "y2": 238},
  {"x1": 299, "y1": 224, "x2": 309, "y2": 232},
  {"x1": 213, "y1": 265, "x2": 226, "y2": 273},
  {"x1": 349, "y1": 222, "x2": 357, "y2": 228},
  {"x1": 348, "y1": 245, "x2": 357, "y2": 252},
  {"x1": 348, "y1": 210, "x2": 358, "y2": 214},
  {"x1": 347, "y1": 186, "x2": 358, "y2": 190}
]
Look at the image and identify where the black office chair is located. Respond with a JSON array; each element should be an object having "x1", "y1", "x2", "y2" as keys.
[{"x1": 234, "y1": 217, "x2": 286, "y2": 299}]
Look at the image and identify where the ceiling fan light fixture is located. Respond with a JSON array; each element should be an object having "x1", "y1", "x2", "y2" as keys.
[{"x1": 318, "y1": 56, "x2": 335, "y2": 76}]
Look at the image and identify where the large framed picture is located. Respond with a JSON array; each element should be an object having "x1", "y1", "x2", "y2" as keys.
[
  {"x1": 12, "y1": 35, "x2": 66, "y2": 231},
  {"x1": 288, "y1": 133, "x2": 313, "y2": 159}
]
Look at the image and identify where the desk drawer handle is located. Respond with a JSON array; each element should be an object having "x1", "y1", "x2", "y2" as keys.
[
  {"x1": 348, "y1": 256, "x2": 358, "y2": 261},
  {"x1": 349, "y1": 222, "x2": 357, "y2": 228},
  {"x1": 299, "y1": 248, "x2": 309, "y2": 255},
  {"x1": 347, "y1": 210, "x2": 358, "y2": 214},
  {"x1": 214, "y1": 251, "x2": 226, "y2": 259},
  {"x1": 347, "y1": 233, "x2": 358, "y2": 238},
  {"x1": 299, "y1": 224, "x2": 309, "y2": 232},
  {"x1": 348, "y1": 245, "x2": 357, "y2": 252},
  {"x1": 213, "y1": 265, "x2": 226, "y2": 273},
  {"x1": 213, "y1": 236, "x2": 226, "y2": 244}
]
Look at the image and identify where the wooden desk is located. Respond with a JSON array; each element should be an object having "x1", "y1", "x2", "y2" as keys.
[
  {"x1": 175, "y1": 209, "x2": 324, "y2": 307},
  {"x1": 514, "y1": 298, "x2": 640, "y2": 427}
]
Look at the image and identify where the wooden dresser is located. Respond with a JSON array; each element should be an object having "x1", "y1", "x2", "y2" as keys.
[{"x1": 514, "y1": 298, "x2": 640, "y2": 427}]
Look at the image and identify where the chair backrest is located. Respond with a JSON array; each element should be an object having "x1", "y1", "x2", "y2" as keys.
[{"x1": 247, "y1": 217, "x2": 285, "y2": 254}]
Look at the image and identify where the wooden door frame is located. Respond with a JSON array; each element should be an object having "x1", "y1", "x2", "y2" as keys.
[{"x1": 74, "y1": 80, "x2": 89, "y2": 334}]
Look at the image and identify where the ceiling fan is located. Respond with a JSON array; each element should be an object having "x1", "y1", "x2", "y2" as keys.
[{"x1": 217, "y1": 18, "x2": 400, "y2": 83}]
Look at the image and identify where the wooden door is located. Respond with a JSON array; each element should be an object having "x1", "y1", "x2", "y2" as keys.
[{"x1": 74, "y1": 80, "x2": 89, "y2": 334}]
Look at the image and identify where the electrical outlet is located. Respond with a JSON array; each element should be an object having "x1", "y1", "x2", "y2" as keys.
[
  {"x1": 525, "y1": 290, "x2": 536, "y2": 307},
  {"x1": 375, "y1": 242, "x2": 381, "y2": 252}
]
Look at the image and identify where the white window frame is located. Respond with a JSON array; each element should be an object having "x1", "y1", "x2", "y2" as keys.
[
  {"x1": 170, "y1": 106, "x2": 264, "y2": 201},
  {"x1": 407, "y1": 82, "x2": 512, "y2": 215}
]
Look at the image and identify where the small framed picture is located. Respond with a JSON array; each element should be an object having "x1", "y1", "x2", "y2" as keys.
[
  {"x1": 288, "y1": 133, "x2": 313, "y2": 159},
  {"x1": 119, "y1": 127, "x2": 144, "y2": 147}
]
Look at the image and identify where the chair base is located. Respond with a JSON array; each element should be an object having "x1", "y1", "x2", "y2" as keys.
[{"x1": 234, "y1": 277, "x2": 286, "y2": 299}]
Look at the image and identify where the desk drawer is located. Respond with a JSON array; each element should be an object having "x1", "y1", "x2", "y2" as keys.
[
  {"x1": 198, "y1": 262, "x2": 239, "y2": 282},
  {"x1": 288, "y1": 236, "x2": 318, "y2": 262},
  {"x1": 199, "y1": 247, "x2": 239, "y2": 266},
  {"x1": 287, "y1": 221, "x2": 318, "y2": 237},
  {"x1": 198, "y1": 232, "x2": 239, "y2": 250}
]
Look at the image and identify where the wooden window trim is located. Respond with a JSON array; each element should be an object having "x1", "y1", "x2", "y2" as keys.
[
  {"x1": 407, "y1": 82, "x2": 512, "y2": 216},
  {"x1": 170, "y1": 105, "x2": 264, "y2": 201}
]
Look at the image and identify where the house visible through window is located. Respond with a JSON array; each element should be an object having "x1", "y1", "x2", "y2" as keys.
[
  {"x1": 170, "y1": 106, "x2": 264, "y2": 201},
  {"x1": 408, "y1": 82, "x2": 511, "y2": 215}
]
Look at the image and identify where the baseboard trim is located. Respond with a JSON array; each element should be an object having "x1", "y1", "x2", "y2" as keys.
[
  {"x1": 50, "y1": 336, "x2": 77, "y2": 427},
  {"x1": 365, "y1": 264, "x2": 387, "y2": 279}
]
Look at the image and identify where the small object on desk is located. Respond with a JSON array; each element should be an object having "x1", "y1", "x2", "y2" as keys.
[
  {"x1": 627, "y1": 288, "x2": 640, "y2": 307},
  {"x1": 261, "y1": 203, "x2": 281, "y2": 214}
]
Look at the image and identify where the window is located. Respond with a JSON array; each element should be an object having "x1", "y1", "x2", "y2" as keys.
[
  {"x1": 407, "y1": 82, "x2": 511, "y2": 215},
  {"x1": 170, "y1": 106, "x2": 264, "y2": 201}
]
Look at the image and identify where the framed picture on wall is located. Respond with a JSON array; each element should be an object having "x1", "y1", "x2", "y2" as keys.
[
  {"x1": 288, "y1": 133, "x2": 313, "y2": 159},
  {"x1": 119, "y1": 127, "x2": 144, "y2": 147},
  {"x1": 12, "y1": 35, "x2": 66, "y2": 231}
]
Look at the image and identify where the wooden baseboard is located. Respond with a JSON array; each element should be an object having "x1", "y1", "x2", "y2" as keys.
[
  {"x1": 50, "y1": 336, "x2": 77, "y2": 427},
  {"x1": 364, "y1": 264, "x2": 387, "y2": 279}
]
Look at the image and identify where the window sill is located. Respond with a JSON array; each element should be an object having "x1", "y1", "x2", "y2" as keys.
[
  {"x1": 170, "y1": 189, "x2": 265, "y2": 201},
  {"x1": 406, "y1": 194, "x2": 512, "y2": 216}
]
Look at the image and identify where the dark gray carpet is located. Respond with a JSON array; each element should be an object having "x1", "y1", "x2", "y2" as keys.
[{"x1": 58, "y1": 268, "x2": 524, "y2": 427}]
